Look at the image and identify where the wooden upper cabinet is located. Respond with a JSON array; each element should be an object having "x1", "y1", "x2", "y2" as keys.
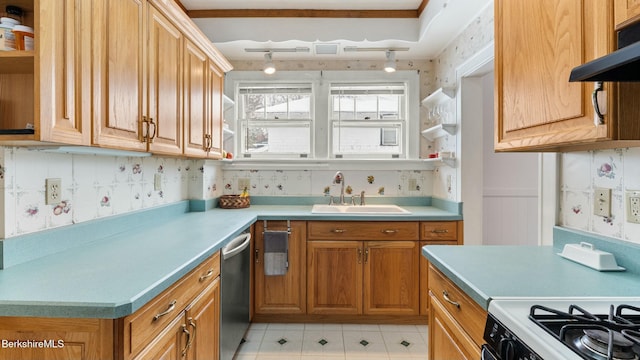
[
  {"x1": 92, "y1": 0, "x2": 147, "y2": 151},
  {"x1": 494, "y1": 0, "x2": 640, "y2": 151},
  {"x1": 207, "y1": 61, "x2": 224, "y2": 159},
  {"x1": 615, "y1": 0, "x2": 640, "y2": 28},
  {"x1": 183, "y1": 39, "x2": 209, "y2": 158},
  {"x1": 0, "y1": 0, "x2": 90, "y2": 144},
  {"x1": 146, "y1": 4, "x2": 183, "y2": 155},
  {"x1": 39, "y1": 0, "x2": 91, "y2": 145}
]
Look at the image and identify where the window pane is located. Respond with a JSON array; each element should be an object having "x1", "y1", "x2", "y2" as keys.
[
  {"x1": 332, "y1": 123, "x2": 402, "y2": 154},
  {"x1": 265, "y1": 94, "x2": 288, "y2": 119},
  {"x1": 289, "y1": 96, "x2": 311, "y2": 119},
  {"x1": 379, "y1": 95, "x2": 400, "y2": 118},
  {"x1": 243, "y1": 94, "x2": 265, "y2": 119},
  {"x1": 355, "y1": 95, "x2": 378, "y2": 120},
  {"x1": 245, "y1": 125, "x2": 311, "y2": 154}
]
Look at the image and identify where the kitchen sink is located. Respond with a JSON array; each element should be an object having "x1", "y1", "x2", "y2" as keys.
[{"x1": 311, "y1": 204, "x2": 411, "y2": 215}]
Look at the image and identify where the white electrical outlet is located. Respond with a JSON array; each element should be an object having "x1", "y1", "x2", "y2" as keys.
[
  {"x1": 45, "y1": 178, "x2": 61, "y2": 205},
  {"x1": 154, "y1": 173, "x2": 162, "y2": 191},
  {"x1": 593, "y1": 187, "x2": 611, "y2": 217},
  {"x1": 626, "y1": 191, "x2": 640, "y2": 224},
  {"x1": 238, "y1": 178, "x2": 250, "y2": 191}
]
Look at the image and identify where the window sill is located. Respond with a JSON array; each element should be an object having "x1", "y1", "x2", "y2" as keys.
[{"x1": 220, "y1": 158, "x2": 436, "y2": 171}]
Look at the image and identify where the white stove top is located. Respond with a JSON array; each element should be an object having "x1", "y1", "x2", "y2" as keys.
[{"x1": 488, "y1": 297, "x2": 640, "y2": 360}]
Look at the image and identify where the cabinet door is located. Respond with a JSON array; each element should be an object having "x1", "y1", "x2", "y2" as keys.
[
  {"x1": 364, "y1": 241, "x2": 419, "y2": 315},
  {"x1": 254, "y1": 221, "x2": 306, "y2": 314},
  {"x1": 429, "y1": 294, "x2": 477, "y2": 360},
  {"x1": 39, "y1": 0, "x2": 91, "y2": 145},
  {"x1": 132, "y1": 313, "x2": 187, "y2": 360},
  {"x1": 615, "y1": 0, "x2": 640, "y2": 28},
  {"x1": 183, "y1": 39, "x2": 209, "y2": 157},
  {"x1": 146, "y1": 5, "x2": 183, "y2": 155},
  {"x1": 92, "y1": 0, "x2": 147, "y2": 150},
  {"x1": 0, "y1": 317, "x2": 113, "y2": 360},
  {"x1": 207, "y1": 61, "x2": 224, "y2": 159},
  {"x1": 307, "y1": 241, "x2": 363, "y2": 315},
  {"x1": 495, "y1": 0, "x2": 614, "y2": 151},
  {"x1": 185, "y1": 279, "x2": 220, "y2": 360}
]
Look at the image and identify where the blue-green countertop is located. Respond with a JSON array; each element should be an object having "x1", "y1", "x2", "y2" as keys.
[
  {"x1": 0, "y1": 201, "x2": 460, "y2": 319},
  {"x1": 422, "y1": 244, "x2": 640, "y2": 311}
]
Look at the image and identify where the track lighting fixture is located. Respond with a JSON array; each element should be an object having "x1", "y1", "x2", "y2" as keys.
[
  {"x1": 263, "y1": 52, "x2": 276, "y2": 75},
  {"x1": 384, "y1": 51, "x2": 397, "y2": 73}
]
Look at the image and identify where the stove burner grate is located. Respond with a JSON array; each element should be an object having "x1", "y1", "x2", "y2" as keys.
[{"x1": 529, "y1": 304, "x2": 640, "y2": 360}]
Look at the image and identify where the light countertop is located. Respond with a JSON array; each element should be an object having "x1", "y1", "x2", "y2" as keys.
[
  {"x1": 0, "y1": 202, "x2": 460, "y2": 319},
  {"x1": 422, "y1": 245, "x2": 640, "y2": 310}
]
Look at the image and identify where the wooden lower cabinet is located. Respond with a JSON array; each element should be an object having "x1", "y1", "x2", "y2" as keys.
[
  {"x1": 427, "y1": 265, "x2": 486, "y2": 360},
  {"x1": 306, "y1": 221, "x2": 421, "y2": 320},
  {"x1": 254, "y1": 221, "x2": 307, "y2": 317},
  {"x1": 0, "y1": 317, "x2": 114, "y2": 360},
  {"x1": 420, "y1": 221, "x2": 463, "y2": 315},
  {"x1": 0, "y1": 252, "x2": 220, "y2": 360}
]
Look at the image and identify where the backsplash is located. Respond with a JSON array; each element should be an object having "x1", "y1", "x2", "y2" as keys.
[
  {"x1": 0, "y1": 147, "x2": 223, "y2": 238},
  {"x1": 222, "y1": 169, "x2": 433, "y2": 198},
  {"x1": 560, "y1": 148, "x2": 640, "y2": 244}
]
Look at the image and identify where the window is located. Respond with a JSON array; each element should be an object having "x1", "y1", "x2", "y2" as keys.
[
  {"x1": 228, "y1": 71, "x2": 419, "y2": 161},
  {"x1": 237, "y1": 84, "x2": 313, "y2": 157},
  {"x1": 330, "y1": 84, "x2": 405, "y2": 158}
]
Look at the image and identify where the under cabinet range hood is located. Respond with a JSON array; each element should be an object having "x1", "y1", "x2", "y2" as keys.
[{"x1": 569, "y1": 20, "x2": 640, "y2": 82}]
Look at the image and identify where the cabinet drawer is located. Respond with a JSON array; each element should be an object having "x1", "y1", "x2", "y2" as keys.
[
  {"x1": 428, "y1": 265, "x2": 486, "y2": 347},
  {"x1": 421, "y1": 221, "x2": 458, "y2": 241},
  {"x1": 122, "y1": 251, "x2": 220, "y2": 359},
  {"x1": 308, "y1": 221, "x2": 419, "y2": 240}
]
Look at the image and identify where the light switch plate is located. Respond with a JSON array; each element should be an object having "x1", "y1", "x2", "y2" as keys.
[
  {"x1": 594, "y1": 187, "x2": 611, "y2": 217},
  {"x1": 238, "y1": 178, "x2": 250, "y2": 191},
  {"x1": 154, "y1": 173, "x2": 162, "y2": 191}
]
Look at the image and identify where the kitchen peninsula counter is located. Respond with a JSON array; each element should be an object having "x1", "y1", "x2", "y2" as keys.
[
  {"x1": 422, "y1": 233, "x2": 640, "y2": 311},
  {"x1": 0, "y1": 200, "x2": 460, "y2": 319}
]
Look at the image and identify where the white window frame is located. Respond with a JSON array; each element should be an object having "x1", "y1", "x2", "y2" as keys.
[{"x1": 225, "y1": 70, "x2": 420, "y2": 163}]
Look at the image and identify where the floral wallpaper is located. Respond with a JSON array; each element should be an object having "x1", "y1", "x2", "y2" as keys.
[
  {"x1": 0, "y1": 147, "x2": 223, "y2": 238},
  {"x1": 560, "y1": 148, "x2": 640, "y2": 244},
  {"x1": 222, "y1": 169, "x2": 433, "y2": 198}
]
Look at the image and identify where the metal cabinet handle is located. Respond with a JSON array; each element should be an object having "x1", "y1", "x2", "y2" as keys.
[
  {"x1": 442, "y1": 290, "x2": 460, "y2": 309},
  {"x1": 255, "y1": 248, "x2": 260, "y2": 263},
  {"x1": 331, "y1": 229, "x2": 346, "y2": 233},
  {"x1": 153, "y1": 299, "x2": 177, "y2": 321},
  {"x1": 357, "y1": 248, "x2": 363, "y2": 264},
  {"x1": 141, "y1": 116, "x2": 149, "y2": 143},
  {"x1": 364, "y1": 248, "x2": 369, "y2": 264},
  {"x1": 381, "y1": 229, "x2": 398, "y2": 234},
  {"x1": 592, "y1": 81, "x2": 605, "y2": 125},
  {"x1": 182, "y1": 318, "x2": 196, "y2": 356},
  {"x1": 431, "y1": 229, "x2": 449, "y2": 234},
  {"x1": 199, "y1": 269, "x2": 214, "y2": 282},
  {"x1": 181, "y1": 323, "x2": 191, "y2": 357},
  {"x1": 148, "y1": 117, "x2": 156, "y2": 143}
]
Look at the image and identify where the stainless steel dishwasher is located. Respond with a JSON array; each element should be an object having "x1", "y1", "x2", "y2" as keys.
[{"x1": 220, "y1": 230, "x2": 251, "y2": 360}]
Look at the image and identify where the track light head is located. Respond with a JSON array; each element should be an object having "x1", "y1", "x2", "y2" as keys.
[
  {"x1": 263, "y1": 52, "x2": 276, "y2": 75},
  {"x1": 384, "y1": 51, "x2": 396, "y2": 73}
]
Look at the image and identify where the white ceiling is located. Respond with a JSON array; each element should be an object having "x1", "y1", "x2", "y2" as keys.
[{"x1": 180, "y1": 0, "x2": 493, "y2": 61}]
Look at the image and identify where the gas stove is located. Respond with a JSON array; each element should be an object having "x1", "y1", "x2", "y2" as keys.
[{"x1": 485, "y1": 298, "x2": 640, "y2": 360}]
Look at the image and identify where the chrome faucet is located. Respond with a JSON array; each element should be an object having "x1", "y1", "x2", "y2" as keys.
[{"x1": 333, "y1": 171, "x2": 346, "y2": 205}]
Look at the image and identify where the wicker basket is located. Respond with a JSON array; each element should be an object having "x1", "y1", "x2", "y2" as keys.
[{"x1": 219, "y1": 195, "x2": 250, "y2": 209}]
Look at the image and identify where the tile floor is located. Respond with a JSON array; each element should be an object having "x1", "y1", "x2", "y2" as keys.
[{"x1": 233, "y1": 323, "x2": 428, "y2": 360}]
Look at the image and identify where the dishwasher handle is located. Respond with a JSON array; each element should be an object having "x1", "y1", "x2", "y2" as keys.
[{"x1": 222, "y1": 233, "x2": 251, "y2": 260}]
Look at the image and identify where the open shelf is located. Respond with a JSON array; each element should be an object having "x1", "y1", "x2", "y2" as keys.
[
  {"x1": 0, "y1": 51, "x2": 35, "y2": 74},
  {"x1": 421, "y1": 87, "x2": 455, "y2": 107},
  {"x1": 421, "y1": 123, "x2": 457, "y2": 141},
  {"x1": 223, "y1": 94, "x2": 235, "y2": 111},
  {"x1": 423, "y1": 155, "x2": 456, "y2": 168}
]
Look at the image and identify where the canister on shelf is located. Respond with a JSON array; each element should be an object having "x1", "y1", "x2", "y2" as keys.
[
  {"x1": 12, "y1": 24, "x2": 33, "y2": 50},
  {"x1": 0, "y1": 17, "x2": 19, "y2": 51}
]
